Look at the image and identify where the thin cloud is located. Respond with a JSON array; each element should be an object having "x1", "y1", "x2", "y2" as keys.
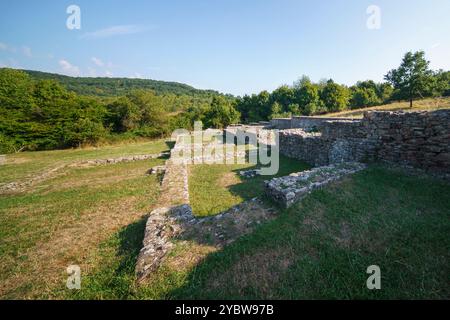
[
  {"x1": 91, "y1": 57, "x2": 104, "y2": 67},
  {"x1": 59, "y1": 59, "x2": 81, "y2": 77},
  {"x1": 0, "y1": 42, "x2": 16, "y2": 53},
  {"x1": 431, "y1": 43, "x2": 441, "y2": 49},
  {"x1": 22, "y1": 46, "x2": 32, "y2": 57},
  {"x1": 81, "y1": 25, "x2": 149, "y2": 39}
]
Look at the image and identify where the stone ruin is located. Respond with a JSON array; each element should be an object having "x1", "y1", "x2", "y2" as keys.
[
  {"x1": 271, "y1": 110, "x2": 450, "y2": 178},
  {"x1": 265, "y1": 162, "x2": 367, "y2": 208},
  {"x1": 136, "y1": 109, "x2": 450, "y2": 281},
  {"x1": 135, "y1": 132, "x2": 276, "y2": 282}
]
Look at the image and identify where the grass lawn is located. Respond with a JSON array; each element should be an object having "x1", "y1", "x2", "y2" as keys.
[
  {"x1": 0, "y1": 138, "x2": 169, "y2": 185},
  {"x1": 1, "y1": 140, "x2": 449, "y2": 299},
  {"x1": 188, "y1": 155, "x2": 310, "y2": 216},
  {"x1": 320, "y1": 97, "x2": 450, "y2": 118},
  {"x1": 145, "y1": 165, "x2": 450, "y2": 299},
  {"x1": 0, "y1": 141, "x2": 168, "y2": 299}
]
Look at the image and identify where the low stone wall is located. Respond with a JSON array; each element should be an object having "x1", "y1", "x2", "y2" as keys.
[
  {"x1": 135, "y1": 132, "x2": 282, "y2": 282},
  {"x1": 270, "y1": 116, "x2": 356, "y2": 131},
  {"x1": 0, "y1": 152, "x2": 169, "y2": 194},
  {"x1": 269, "y1": 118, "x2": 291, "y2": 129},
  {"x1": 74, "y1": 152, "x2": 169, "y2": 166},
  {"x1": 135, "y1": 204, "x2": 194, "y2": 282},
  {"x1": 290, "y1": 116, "x2": 356, "y2": 131},
  {"x1": 265, "y1": 162, "x2": 367, "y2": 207},
  {"x1": 136, "y1": 137, "x2": 193, "y2": 281}
]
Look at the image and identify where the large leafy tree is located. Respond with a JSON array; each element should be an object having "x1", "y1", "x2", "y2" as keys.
[
  {"x1": 204, "y1": 96, "x2": 240, "y2": 128},
  {"x1": 320, "y1": 80, "x2": 350, "y2": 112},
  {"x1": 270, "y1": 85, "x2": 295, "y2": 111},
  {"x1": 295, "y1": 82, "x2": 320, "y2": 115},
  {"x1": 384, "y1": 51, "x2": 433, "y2": 108}
]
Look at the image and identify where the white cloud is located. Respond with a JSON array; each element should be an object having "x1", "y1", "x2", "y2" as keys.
[
  {"x1": 22, "y1": 46, "x2": 32, "y2": 57},
  {"x1": 431, "y1": 43, "x2": 441, "y2": 49},
  {"x1": 91, "y1": 57, "x2": 104, "y2": 67},
  {"x1": 105, "y1": 70, "x2": 113, "y2": 77},
  {"x1": 59, "y1": 59, "x2": 81, "y2": 77},
  {"x1": 132, "y1": 72, "x2": 143, "y2": 78},
  {"x1": 81, "y1": 25, "x2": 146, "y2": 39}
]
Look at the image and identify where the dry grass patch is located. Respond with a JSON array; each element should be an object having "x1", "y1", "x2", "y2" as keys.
[
  {"x1": 0, "y1": 196, "x2": 150, "y2": 298},
  {"x1": 0, "y1": 158, "x2": 163, "y2": 299},
  {"x1": 321, "y1": 97, "x2": 450, "y2": 118},
  {"x1": 217, "y1": 171, "x2": 241, "y2": 188}
]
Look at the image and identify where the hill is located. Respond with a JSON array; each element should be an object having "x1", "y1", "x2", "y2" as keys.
[{"x1": 20, "y1": 69, "x2": 223, "y2": 97}]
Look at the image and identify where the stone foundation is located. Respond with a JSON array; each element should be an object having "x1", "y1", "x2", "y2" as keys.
[{"x1": 264, "y1": 162, "x2": 367, "y2": 208}]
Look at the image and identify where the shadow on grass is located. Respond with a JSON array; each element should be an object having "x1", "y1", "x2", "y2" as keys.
[
  {"x1": 69, "y1": 216, "x2": 148, "y2": 299},
  {"x1": 165, "y1": 140, "x2": 175, "y2": 150},
  {"x1": 114, "y1": 216, "x2": 148, "y2": 276},
  {"x1": 225, "y1": 154, "x2": 311, "y2": 207},
  {"x1": 153, "y1": 164, "x2": 450, "y2": 299}
]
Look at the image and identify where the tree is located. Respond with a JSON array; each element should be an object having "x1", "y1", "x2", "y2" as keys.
[
  {"x1": 293, "y1": 75, "x2": 312, "y2": 89},
  {"x1": 287, "y1": 103, "x2": 300, "y2": 115},
  {"x1": 432, "y1": 70, "x2": 450, "y2": 97},
  {"x1": 244, "y1": 91, "x2": 271, "y2": 122},
  {"x1": 204, "y1": 96, "x2": 240, "y2": 128},
  {"x1": 375, "y1": 82, "x2": 394, "y2": 103},
  {"x1": 384, "y1": 51, "x2": 433, "y2": 108},
  {"x1": 128, "y1": 90, "x2": 167, "y2": 130},
  {"x1": 106, "y1": 96, "x2": 141, "y2": 132},
  {"x1": 295, "y1": 82, "x2": 320, "y2": 115},
  {"x1": 269, "y1": 102, "x2": 282, "y2": 119},
  {"x1": 270, "y1": 85, "x2": 295, "y2": 111},
  {"x1": 320, "y1": 80, "x2": 350, "y2": 112},
  {"x1": 350, "y1": 87, "x2": 381, "y2": 109}
]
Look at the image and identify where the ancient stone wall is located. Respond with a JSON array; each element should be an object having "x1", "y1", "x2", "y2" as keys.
[
  {"x1": 364, "y1": 110, "x2": 450, "y2": 176},
  {"x1": 273, "y1": 110, "x2": 450, "y2": 177},
  {"x1": 270, "y1": 116, "x2": 355, "y2": 131},
  {"x1": 290, "y1": 116, "x2": 356, "y2": 131},
  {"x1": 278, "y1": 130, "x2": 330, "y2": 166}
]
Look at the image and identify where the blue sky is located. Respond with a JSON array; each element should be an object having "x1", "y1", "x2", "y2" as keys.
[{"x1": 0, "y1": 0, "x2": 449, "y2": 96}]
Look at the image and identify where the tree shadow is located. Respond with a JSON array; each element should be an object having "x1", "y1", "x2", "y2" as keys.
[
  {"x1": 165, "y1": 140, "x2": 175, "y2": 150},
  {"x1": 114, "y1": 215, "x2": 148, "y2": 276}
]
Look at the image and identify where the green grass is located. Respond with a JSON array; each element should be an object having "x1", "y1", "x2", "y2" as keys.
[
  {"x1": 188, "y1": 155, "x2": 310, "y2": 216},
  {"x1": 0, "y1": 141, "x2": 166, "y2": 299},
  {"x1": 1, "y1": 139, "x2": 449, "y2": 299},
  {"x1": 160, "y1": 165, "x2": 450, "y2": 299},
  {"x1": 71, "y1": 163, "x2": 449, "y2": 300},
  {"x1": 0, "y1": 138, "x2": 170, "y2": 185}
]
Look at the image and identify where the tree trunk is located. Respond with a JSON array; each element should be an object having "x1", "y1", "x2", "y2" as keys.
[{"x1": 409, "y1": 98, "x2": 413, "y2": 108}]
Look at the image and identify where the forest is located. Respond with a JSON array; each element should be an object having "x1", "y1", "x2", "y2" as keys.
[{"x1": 0, "y1": 51, "x2": 449, "y2": 153}]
